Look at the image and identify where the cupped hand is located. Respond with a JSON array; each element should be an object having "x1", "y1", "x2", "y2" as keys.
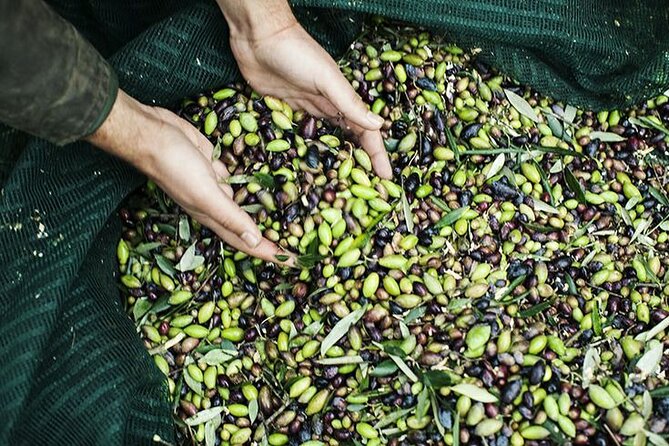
[
  {"x1": 228, "y1": 21, "x2": 392, "y2": 179},
  {"x1": 88, "y1": 90, "x2": 295, "y2": 266}
]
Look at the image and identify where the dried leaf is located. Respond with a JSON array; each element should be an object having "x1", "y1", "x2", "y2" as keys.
[
  {"x1": 450, "y1": 383, "x2": 498, "y2": 403},
  {"x1": 185, "y1": 407, "x2": 224, "y2": 426},
  {"x1": 505, "y1": 89, "x2": 540, "y2": 123},
  {"x1": 485, "y1": 153, "x2": 506, "y2": 180},
  {"x1": 589, "y1": 131, "x2": 626, "y2": 142},
  {"x1": 320, "y1": 306, "x2": 366, "y2": 356},
  {"x1": 582, "y1": 347, "x2": 600, "y2": 389}
]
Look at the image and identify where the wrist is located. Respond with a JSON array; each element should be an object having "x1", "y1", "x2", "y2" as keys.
[
  {"x1": 217, "y1": 0, "x2": 297, "y2": 41},
  {"x1": 85, "y1": 90, "x2": 157, "y2": 170}
]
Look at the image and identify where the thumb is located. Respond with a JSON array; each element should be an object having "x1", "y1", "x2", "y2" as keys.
[{"x1": 323, "y1": 68, "x2": 385, "y2": 131}]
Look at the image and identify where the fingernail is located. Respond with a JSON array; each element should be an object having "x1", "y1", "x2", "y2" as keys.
[
  {"x1": 366, "y1": 111, "x2": 385, "y2": 127},
  {"x1": 241, "y1": 231, "x2": 261, "y2": 248}
]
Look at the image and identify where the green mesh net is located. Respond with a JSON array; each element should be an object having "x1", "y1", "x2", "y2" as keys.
[{"x1": 2, "y1": 1, "x2": 669, "y2": 444}]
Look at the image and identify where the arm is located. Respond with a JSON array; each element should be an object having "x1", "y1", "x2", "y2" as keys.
[
  {"x1": 216, "y1": 0, "x2": 392, "y2": 179},
  {"x1": 0, "y1": 0, "x2": 293, "y2": 265}
]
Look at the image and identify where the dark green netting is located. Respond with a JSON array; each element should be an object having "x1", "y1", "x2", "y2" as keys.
[{"x1": 1, "y1": 1, "x2": 668, "y2": 444}]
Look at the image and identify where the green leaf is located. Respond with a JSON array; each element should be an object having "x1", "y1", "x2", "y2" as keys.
[
  {"x1": 422, "y1": 370, "x2": 454, "y2": 388},
  {"x1": 649, "y1": 186, "x2": 669, "y2": 207},
  {"x1": 497, "y1": 274, "x2": 527, "y2": 302},
  {"x1": 149, "y1": 294, "x2": 171, "y2": 315},
  {"x1": 184, "y1": 407, "x2": 223, "y2": 426},
  {"x1": 211, "y1": 138, "x2": 222, "y2": 162},
  {"x1": 564, "y1": 167, "x2": 586, "y2": 204},
  {"x1": 504, "y1": 89, "x2": 540, "y2": 123},
  {"x1": 204, "y1": 416, "x2": 221, "y2": 446},
  {"x1": 296, "y1": 253, "x2": 324, "y2": 269},
  {"x1": 133, "y1": 298, "x2": 152, "y2": 321},
  {"x1": 369, "y1": 359, "x2": 398, "y2": 377},
  {"x1": 546, "y1": 114, "x2": 564, "y2": 139},
  {"x1": 203, "y1": 349, "x2": 236, "y2": 365},
  {"x1": 248, "y1": 399, "x2": 259, "y2": 424},
  {"x1": 636, "y1": 315, "x2": 669, "y2": 343},
  {"x1": 450, "y1": 383, "x2": 498, "y2": 403},
  {"x1": 431, "y1": 392, "x2": 447, "y2": 440},
  {"x1": 636, "y1": 340, "x2": 663, "y2": 378},
  {"x1": 224, "y1": 175, "x2": 254, "y2": 185},
  {"x1": 184, "y1": 359, "x2": 203, "y2": 396},
  {"x1": 416, "y1": 387, "x2": 430, "y2": 420},
  {"x1": 178, "y1": 215, "x2": 190, "y2": 242},
  {"x1": 534, "y1": 161, "x2": 555, "y2": 205},
  {"x1": 581, "y1": 347, "x2": 599, "y2": 389},
  {"x1": 453, "y1": 412, "x2": 460, "y2": 446},
  {"x1": 404, "y1": 306, "x2": 426, "y2": 325},
  {"x1": 241, "y1": 204, "x2": 265, "y2": 214},
  {"x1": 518, "y1": 300, "x2": 553, "y2": 318},
  {"x1": 445, "y1": 126, "x2": 460, "y2": 163},
  {"x1": 592, "y1": 300, "x2": 602, "y2": 336},
  {"x1": 320, "y1": 305, "x2": 366, "y2": 356},
  {"x1": 175, "y1": 243, "x2": 205, "y2": 272},
  {"x1": 485, "y1": 153, "x2": 506, "y2": 180},
  {"x1": 434, "y1": 206, "x2": 470, "y2": 229},
  {"x1": 155, "y1": 223, "x2": 176, "y2": 237},
  {"x1": 314, "y1": 355, "x2": 364, "y2": 366},
  {"x1": 253, "y1": 172, "x2": 275, "y2": 189},
  {"x1": 373, "y1": 408, "x2": 412, "y2": 429},
  {"x1": 274, "y1": 254, "x2": 289, "y2": 262},
  {"x1": 430, "y1": 196, "x2": 450, "y2": 212},
  {"x1": 134, "y1": 242, "x2": 163, "y2": 257},
  {"x1": 563, "y1": 105, "x2": 577, "y2": 124},
  {"x1": 651, "y1": 386, "x2": 669, "y2": 398},
  {"x1": 154, "y1": 254, "x2": 177, "y2": 278},
  {"x1": 646, "y1": 431, "x2": 669, "y2": 446},
  {"x1": 389, "y1": 354, "x2": 418, "y2": 382},
  {"x1": 589, "y1": 131, "x2": 626, "y2": 142}
]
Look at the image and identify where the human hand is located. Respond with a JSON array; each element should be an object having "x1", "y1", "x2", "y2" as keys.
[
  {"x1": 218, "y1": 0, "x2": 392, "y2": 179},
  {"x1": 87, "y1": 90, "x2": 295, "y2": 266}
]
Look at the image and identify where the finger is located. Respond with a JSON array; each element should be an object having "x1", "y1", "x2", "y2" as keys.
[
  {"x1": 342, "y1": 121, "x2": 392, "y2": 180},
  {"x1": 201, "y1": 189, "x2": 265, "y2": 249},
  {"x1": 199, "y1": 215, "x2": 297, "y2": 267},
  {"x1": 321, "y1": 68, "x2": 385, "y2": 131}
]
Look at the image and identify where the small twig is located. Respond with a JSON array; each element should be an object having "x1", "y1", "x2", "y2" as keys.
[{"x1": 148, "y1": 332, "x2": 185, "y2": 356}]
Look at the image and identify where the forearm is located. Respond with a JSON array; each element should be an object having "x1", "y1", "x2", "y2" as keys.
[
  {"x1": 0, "y1": 0, "x2": 117, "y2": 146},
  {"x1": 215, "y1": 0, "x2": 297, "y2": 40}
]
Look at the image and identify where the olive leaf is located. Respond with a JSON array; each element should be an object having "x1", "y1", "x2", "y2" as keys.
[
  {"x1": 389, "y1": 353, "x2": 418, "y2": 382},
  {"x1": 430, "y1": 196, "x2": 450, "y2": 212},
  {"x1": 518, "y1": 300, "x2": 552, "y2": 318},
  {"x1": 203, "y1": 348, "x2": 237, "y2": 365},
  {"x1": 564, "y1": 167, "x2": 586, "y2": 204},
  {"x1": 373, "y1": 408, "x2": 412, "y2": 429},
  {"x1": 636, "y1": 315, "x2": 669, "y2": 342},
  {"x1": 369, "y1": 359, "x2": 398, "y2": 377},
  {"x1": 314, "y1": 355, "x2": 364, "y2": 366},
  {"x1": 241, "y1": 204, "x2": 264, "y2": 214},
  {"x1": 183, "y1": 358, "x2": 203, "y2": 397},
  {"x1": 154, "y1": 254, "x2": 177, "y2": 278},
  {"x1": 134, "y1": 242, "x2": 163, "y2": 257},
  {"x1": 253, "y1": 172, "x2": 275, "y2": 189},
  {"x1": 175, "y1": 243, "x2": 205, "y2": 272},
  {"x1": 589, "y1": 131, "x2": 626, "y2": 142},
  {"x1": 504, "y1": 89, "x2": 540, "y2": 123},
  {"x1": 211, "y1": 138, "x2": 222, "y2": 162},
  {"x1": 592, "y1": 300, "x2": 602, "y2": 336},
  {"x1": 546, "y1": 114, "x2": 564, "y2": 139},
  {"x1": 248, "y1": 399, "x2": 259, "y2": 424},
  {"x1": 649, "y1": 186, "x2": 669, "y2": 207},
  {"x1": 636, "y1": 340, "x2": 663, "y2": 378},
  {"x1": 274, "y1": 254, "x2": 290, "y2": 262},
  {"x1": 643, "y1": 390, "x2": 653, "y2": 420},
  {"x1": 320, "y1": 305, "x2": 366, "y2": 356},
  {"x1": 184, "y1": 406, "x2": 224, "y2": 426},
  {"x1": 422, "y1": 370, "x2": 454, "y2": 388},
  {"x1": 485, "y1": 153, "x2": 506, "y2": 180},
  {"x1": 450, "y1": 383, "x2": 498, "y2": 403},
  {"x1": 452, "y1": 412, "x2": 460, "y2": 446},
  {"x1": 434, "y1": 206, "x2": 470, "y2": 229},
  {"x1": 178, "y1": 215, "x2": 190, "y2": 242},
  {"x1": 431, "y1": 392, "x2": 448, "y2": 439},
  {"x1": 645, "y1": 430, "x2": 669, "y2": 446},
  {"x1": 404, "y1": 306, "x2": 426, "y2": 324},
  {"x1": 400, "y1": 188, "x2": 414, "y2": 233},
  {"x1": 204, "y1": 416, "x2": 221, "y2": 446},
  {"x1": 416, "y1": 386, "x2": 430, "y2": 420},
  {"x1": 563, "y1": 105, "x2": 577, "y2": 125},
  {"x1": 132, "y1": 298, "x2": 152, "y2": 321},
  {"x1": 531, "y1": 198, "x2": 559, "y2": 215}
]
